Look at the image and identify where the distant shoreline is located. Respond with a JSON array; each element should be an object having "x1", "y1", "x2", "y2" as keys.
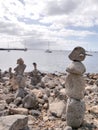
[{"x1": 0, "y1": 48, "x2": 27, "y2": 51}]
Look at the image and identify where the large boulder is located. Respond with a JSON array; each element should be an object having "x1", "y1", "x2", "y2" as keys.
[{"x1": 0, "y1": 114, "x2": 28, "y2": 130}]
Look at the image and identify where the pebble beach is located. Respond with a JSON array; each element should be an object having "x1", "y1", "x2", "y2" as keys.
[{"x1": 0, "y1": 70, "x2": 98, "y2": 130}]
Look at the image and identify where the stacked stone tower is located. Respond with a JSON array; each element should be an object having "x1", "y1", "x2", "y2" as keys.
[
  {"x1": 14, "y1": 58, "x2": 27, "y2": 98},
  {"x1": 65, "y1": 46, "x2": 89, "y2": 128}
]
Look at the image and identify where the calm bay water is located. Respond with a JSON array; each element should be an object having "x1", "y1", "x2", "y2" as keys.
[{"x1": 0, "y1": 50, "x2": 97, "y2": 73}]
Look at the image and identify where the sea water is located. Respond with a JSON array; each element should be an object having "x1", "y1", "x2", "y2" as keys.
[{"x1": 0, "y1": 50, "x2": 97, "y2": 73}]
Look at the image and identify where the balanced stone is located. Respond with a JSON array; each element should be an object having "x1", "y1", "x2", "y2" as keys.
[
  {"x1": 66, "y1": 61, "x2": 86, "y2": 75},
  {"x1": 29, "y1": 62, "x2": 41, "y2": 85},
  {"x1": 68, "y1": 46, "x2": 86, "y2": 61},
  {"x1": 65, "y1": 73, "x2": 86, "y2": 100},
  {"x1": 15, "y1": 75, "x2": 26, "y2": 88},
  {"x1": 14, "y1": 58, "x2": 26, "y2": 76},
  {"x1": 66, "y1": 98, "x2": 85, "y2": 128}
]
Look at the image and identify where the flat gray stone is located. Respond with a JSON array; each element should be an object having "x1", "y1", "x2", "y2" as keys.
[
  {"x1": 68, "y1": 46, "x2": 86, "y2": 61},
  {"x1": 0, "y1": 114, "x2": 28, "y2": 130}
]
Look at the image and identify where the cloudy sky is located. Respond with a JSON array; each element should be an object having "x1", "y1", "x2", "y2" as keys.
[{"x1": 0, "y1": 0, "x2": 98, "y2": 51}]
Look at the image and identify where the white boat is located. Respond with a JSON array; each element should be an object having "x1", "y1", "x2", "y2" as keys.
[
  {"x1": 45, "y1": 49, "x2": 52, "y2": 53},
  {"x1": 45, "y1": 42, "x2": 52, "y2": 53}
]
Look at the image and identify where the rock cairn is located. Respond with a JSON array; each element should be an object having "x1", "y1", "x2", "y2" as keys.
[
  {"x1": 14, "y1": 58, "x2": 28, "y2": 98},
  {"x1": 0, "y1": 69, "x2": 3, "y2": 82},
  {"x1": 65, "y1": 46, "x2": 88, "y2": 128},
  {"x1": 29, "y1": 62, "x2": 41, "y2": 86}
]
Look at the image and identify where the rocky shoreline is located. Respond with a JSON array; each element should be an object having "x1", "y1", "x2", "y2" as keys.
[{"x1": 0, "y1": 70, "x2": 98, "y2": 130}]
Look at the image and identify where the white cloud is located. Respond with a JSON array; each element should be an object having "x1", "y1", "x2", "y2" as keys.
[
  {"x1": 43, "y1": 0, "x2": 82, "y2": 15},
  {"x1": 0, "y1": 0, "x2": 98, "y2": 50}
]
